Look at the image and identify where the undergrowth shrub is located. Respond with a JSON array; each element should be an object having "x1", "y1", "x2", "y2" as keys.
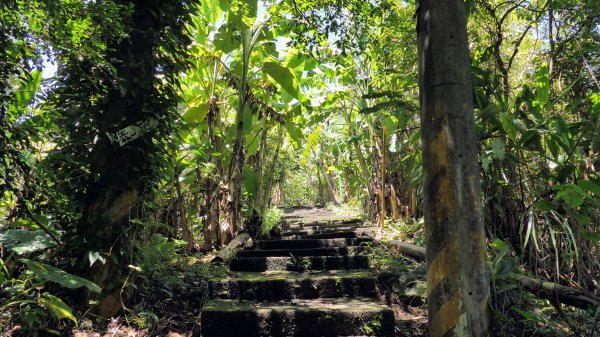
[
  {"x1": 130, "y1": 233, "x2": 229, "y2": 334},
  {"x1": 261, "y1": 207, "x2": 284, "y2": 235}
]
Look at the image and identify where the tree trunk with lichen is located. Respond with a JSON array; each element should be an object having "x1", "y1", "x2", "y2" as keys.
[{"x1": 417, "y1": 1, "x2": 491, "y2": 336}]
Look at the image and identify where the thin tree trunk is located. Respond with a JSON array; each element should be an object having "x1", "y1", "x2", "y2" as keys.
[
  {"x1": 417, "y1": 1, "x2": 490, "y2": 336},
  {"x1": 222, "y1": 28, "x2": 254, "y2": 245},
  {"x1": 410, "y1": 188, "x2": 418, "y2": 218},
  {"x1": 258, "y1": 123, "x2": 283, "y2": 215},
  {"x1": 318, "y1": 160, "x2": 341, "y2": 206},
  {"x1": 223, "y1": 119, "x2": 244, "y2": 245},
  {"x1": 343, "y1": 166, "x2": 352, "y2": 202},
  {"x1": 317, "y1": 166, "x2": 325, "y2": 205},
  {"x1": 253, "y1": 117, "x2": 268, "y2": 209},
  {"x1": 380, "y1": 127, "x2": 387, "y2": 228},
  {"x1": 369, "y1": 140, "x2": 382, "y2": 226},
  {"x1": 342, "y1": 108, "x2": 372, "y2": 195},
  {"x1": 389, "y1": 183, "x2": 400, "y2": 220},
  {"x1": 204, "y1": 97, "x2": 222, "y2": 247},
  {"x1": 175, "y1": 176, "x2": 192, "y2": 249}
]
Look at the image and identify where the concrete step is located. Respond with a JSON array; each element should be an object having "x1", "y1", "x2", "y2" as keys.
[
  {"x1": 254, "y1": 237, "x2": 372, "y2": 250},
  {"x1": 209, "y1": 270, "x2": 377, "y2": 301},
  {"x1": 201, "y1": 298, "x2": 394, "y2": 337},
  {"x1": 237, "y1": 246, "x2": 364, "y2": 258},
  {"x1": 230, "y1": 255, "x2": 370, "y2": 272}
]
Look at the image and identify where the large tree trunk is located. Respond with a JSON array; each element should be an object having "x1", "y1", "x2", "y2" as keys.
[
  {"x1": 417, "y1": 1, "x2": 490, "y2": 336},
  {"x1": 75, "y1": 0, "x2": 187, "y2": 318}
]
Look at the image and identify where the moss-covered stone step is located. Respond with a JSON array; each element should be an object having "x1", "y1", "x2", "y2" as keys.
[
  {"x1": 237, "y1": 246, "x2": 365, "y2": 258},
  {"x1": 209, "y1": 270, "x2": 377, "y2": 300},
  {"x1": 279, "y1": 231, "x2": 359, "y2": 240},
  {"x1": 281, "y1": 219, "x2": 363, "y2": 229},
  {"x1": 230, "y1": 255, "x2": 370, "y2": 272},
  {"x1": 281, "y1": 227, "x2": 376, "y2": 237},
  {"x1": 254, "y1": 237, "x2": 372, "y2": 250},
  {"x1": 200, "y1": 298, "x2": 394, "y2": 337},
  {"x1": 280, "y1": 224, "x2": 365, "y2": 233}
]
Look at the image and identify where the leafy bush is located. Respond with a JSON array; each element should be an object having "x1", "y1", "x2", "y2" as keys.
[
  {"x1": 1, "y1": 257, "x2": 101, "y2": 333},
  {"x1": 261, "y1": 207, "x2": 284, "y2": 234},
  {"x1": 136, "y1": 233, "x2": 188, "y2": 289}
]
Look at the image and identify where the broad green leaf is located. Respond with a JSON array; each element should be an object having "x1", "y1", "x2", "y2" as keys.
[
  {"x1": 480, "y1": 103, "x2": 501, "y2": 121},
  {"x1": 481, "y1": 156, "x2": 492, "y2": 174},
  {"x1": 496, "y1": 258, "x2": 517, "y2": 276},
  {"x1": 243, "y1": 168, "x2": 259, "y2": 196},
  {"x1": 513, "y1": 308, "x2": 540, "y2": 321},
  {"x1": 263, "y1": 61, "x2": 300, "y2": 99},
  {"x1": 535, "y1": 63, "x2": 549, "y2": 109},
  {"x1": 571, "y1": 212, "x2": 591, "y2": 225},
  {"x1": 22, "y1": 259, "x2": 102, "y2": 293},
  {"x1": 10, "y1": 69, "x2": 42, "y2": 111},
  {"x1": 39, "y1": 293, "x2": 77, "y2": 325},
  {"x1": 286, "y1": 123, "x2": 303, "y2": 148},
  {"x1": 219, "y1": 0, "x2": 231, "y2": 11},
  {"x1": 214, "y1": 25, "x2": 241, "y2": 54},
  {"x1": 286, "y1": 54, "x2": 306, "y2": 72},
  {"x1": 228, "y1": 0, "x2": 257, "y2": 29},
  {"x1": 554, "y1": 184, "x2": 585, "y2": 208},
  {"x1": 499, "y1": 112, "x2": 517, "y2": 141},
  {"x1": 491, "y1": 139, "x2": 506, "y2": 160},
  {"x1": 383, "y1": 116, "x2": 398, "y2": 133},
  {"x1": 519, "y1": 130, "x2": 541, "y2": 149},
  {"x1": 246, "y1": 130, "x2": 261, "y2": 157},
  {"x1": 578, "y1": 180, "x2": 600, "y2": 196},
  {"x1": 580, "y1": 231, "x2": 600, "y2": 241},
  {"x1": 301, "y1": 125, "x2": 322, "y2": 165},
  {"x1": 183, "y1": 104, "x2": 208, "y2": 123},
  {"x1": 201, "y1": 0, "x2": 224, "y2": 24},
  {"x1": 556, "y1": 190, "x2": 583, "y2": 208},
  {"x1": 533, "y1": 200, "x2": 554, "y2": 211},
  {"x1": 490, "y1": 239, "x2": 509, "y2": 251},
  {"x1": 242, "y1": 105, "x2": 254, "y2": 134},
  {"x1": 0, "y1": 229, "x2": 58, "y2": 255}
]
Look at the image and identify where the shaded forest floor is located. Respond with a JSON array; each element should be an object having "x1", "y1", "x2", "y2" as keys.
[{"x1": 4, "y1": 206, "x2": 594, "y2": 336}]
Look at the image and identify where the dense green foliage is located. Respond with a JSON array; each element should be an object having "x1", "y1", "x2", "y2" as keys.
[{"x1": 0, "y1": 0, "x2": 599, "y2": 335}]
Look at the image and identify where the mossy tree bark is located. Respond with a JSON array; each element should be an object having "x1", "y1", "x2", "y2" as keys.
[
  {"x1": 416, "y1": 1, "x2": 491, "y2": 336},
  {"x1": 67, "y1": 0, "x2": 191, "y2": 318}
]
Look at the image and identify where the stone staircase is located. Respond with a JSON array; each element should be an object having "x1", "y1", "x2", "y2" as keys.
[{"x1": 200, "y1": 208, "x2": 395, "y2": 336}]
